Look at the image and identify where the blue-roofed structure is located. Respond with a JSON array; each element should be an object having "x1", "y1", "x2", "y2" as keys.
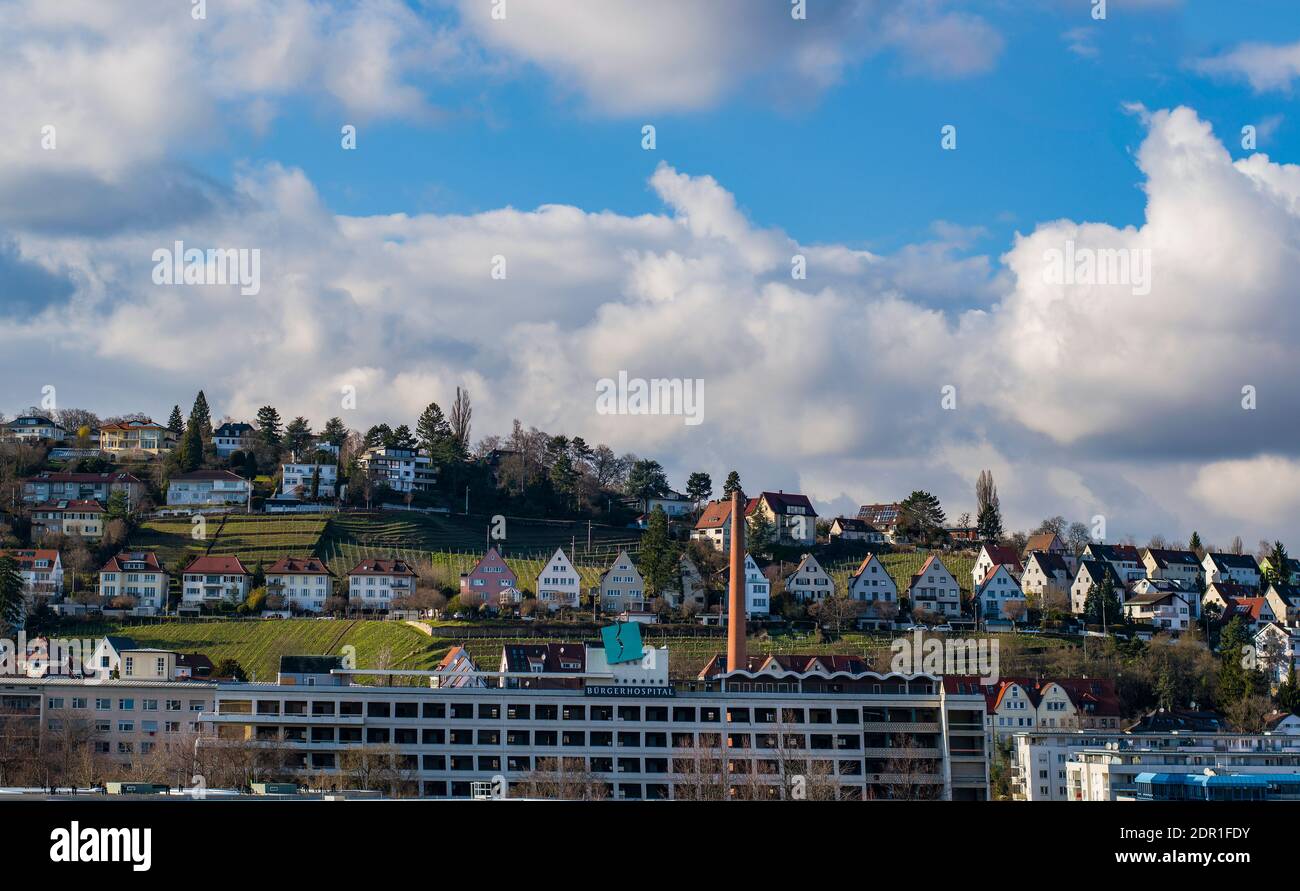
[{"x1": 1135, "y1": 771, "x2": 1300, "y2": 801}]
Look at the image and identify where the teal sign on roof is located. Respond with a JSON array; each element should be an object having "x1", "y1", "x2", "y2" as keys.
[{"x1": 601, "y1": 621, "x2": 643, "y2": 664}]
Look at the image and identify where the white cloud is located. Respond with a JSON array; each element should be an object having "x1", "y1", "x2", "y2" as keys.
[
  {"x1": 1194, "y1": 40, "x2": 1300, "y2": 93},
  {"x1": 452, "y1": 0, "x2": 1002, "y2": 113},
  {"x1": 1193, "y1": 456, "x2": 1300, "y2": 525}
]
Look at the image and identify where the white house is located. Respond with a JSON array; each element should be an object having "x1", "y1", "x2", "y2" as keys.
[
  {"x1": 1203, "y1": 552, "x2": 1262, "y2": 589},
  {"x1": 1129, "y1": 577, "x2": 1199, "y2": 620},
  {"x1": 1253, "y1": 623, "x2": 1298, "y2": 684},
  {"x1": 535, "y1": 548, "x2": 581, "y2": 611},
  {"x1": 1081, "y1": 543, "x2": 1145, "y2": 584},
  {"x1": 1142, "y1": 548, "x2": 1203, "y2": 589},
  {"x1": 347, "y1": 558, "x2": 416, "y2": 612},
  {"x1": 726, "y1": 553, "x2": 770, "y2": 618},
  {"x1": 784, "y1": 553, "x2": 835, "y2": 603},
  {"x1": 748, "y1": 491, "x2": 818, "y2": 547},
  {"x1": 166, "y1": 470, "x2": 251, "y2": 508},
  {"x1": 977, "y1": 564, "x2": 1027, "y2": 623},
  {"x1": 212, "y1": 422, "x2": 254, "y2": 456},
  {"x1": 99, "y1": 552, "x2": 167, "y2": 614},
  {"x1": 1, "y1": 415, "x2": 65, "y2": 442},
  {"x1": 645, "y1": 491, "x2": 694, "y2": 518},
  {"x1": 1264, "y1": 583, "x2": 1300, "y2": 628},
  {"x1": 1124, "y1": 587, "x2": 1193, "y2": 633},
  {"x1": 1020, "y1": 552, "x2": 1072, "y2": 599},
  {"x1": 268, "y1": 557, "x2": 335, "y2": 613},
  {"x1": 907, "y1": 554, "x2": 962, "y2": 619},
  {"x1": 972, "y1": 545, "x2": 1022, "y2": 591},
  {"x1": 180, "y1": 555, "x2": 250, "y2": 609},
  {"x1": 1070, "y1": 559, "x2": 1123, "y2": 615},
  {"x1": 281, "y1": 462, "x2": 338, "y2": 499},
  {"x1": 847, "y1": 553, "x2": 898, "y2": 626}
]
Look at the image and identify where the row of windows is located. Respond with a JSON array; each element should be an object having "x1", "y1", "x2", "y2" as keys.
[{"x1": 49, "y1": 696, "x2": 205, "y2": 712}]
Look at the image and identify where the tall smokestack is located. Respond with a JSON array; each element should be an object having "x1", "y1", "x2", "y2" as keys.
[{"x1": 727, "y1": 488, "x2": 747, "y2": 671}]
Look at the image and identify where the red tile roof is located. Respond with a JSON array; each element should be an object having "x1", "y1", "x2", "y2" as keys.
[
  {"x1": 100, "y1": 552, "x2": 162, "y2": 572},
  {"x1": 0, "y1": 549, "x2": 60, "y2": 570},
  {"x1": 267, "y1": 556, "x2": 332, "y2": 575},
  {"x1": 182, "y1": 555, "x2": 249, "y2": 575}
]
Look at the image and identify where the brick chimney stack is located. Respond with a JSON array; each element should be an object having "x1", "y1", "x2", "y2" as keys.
[{"x1": 727, "y1": 488, "x2": 747, "y2": 671}]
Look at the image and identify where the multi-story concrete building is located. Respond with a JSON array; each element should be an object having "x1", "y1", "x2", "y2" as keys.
[
  {"x1": 186, "y1": 649, "x2": 989, "y2": 800},
  {"x1": 357, "y1": 446, "x2": 436, "y2": 494}
]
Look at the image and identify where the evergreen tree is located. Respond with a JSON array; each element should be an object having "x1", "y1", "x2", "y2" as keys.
[
  {"x1": 747, "y1": 511, "x2": 777, "y2": 556},
  {"x1": 1265, "y1": 540, "x2": 1290, "y2": 586},
  {"x1": 190, "y1": 390, "x2": 213, "y2": 438},
  {"x1": 1217, "y1": 617, "x2": 1268, "y2": 704},
  {"x1": 722, "y1": 471, "x2": 742, "y2": 499},
  {"x1": 1189, "y1": 530, "x2": 1203, "y2": 554},
  {"x1": 1083, "y1": 579, "x2": 1121, "y2": 626},
  {"x1": 387, "y1": 424, "x2": 417, "y2": 450},
  {"x1": 685, "y1": 472, "x2": 712, "y2": 512},
  {"x1": 105, "y1": 490, "x2": 130, "y2": 521},
  {"x1": 321, "y1": 417, "x2": 349, "y2": 447},
  {"x1": 417, "y1": 402, "x2": 458, "y2": 462},
  {"x1": 284, "y1": 416, "x2": 313, "y2": 456},
  {"x1": 256, "y1": 405, "x2": 283, "y2": 449},
  {"x1": 0, "y1": 556, "x2": 25, "y2": 634},
  {"x1": 167, "y1": 405, "x2": 184, "y2": 435},
  {"x1": 363, "y1": 424, "x2": 391, "y2": 450},
  {"x1": 624, "y1": 459, "x2": 670, "y2": 507},
  {"x1": 639, "y1": 507, "x2": 677, "y2": 596},
  {"x1": 178, "y1": 422, "x2": 203, "y2": 472},
  {"x1": 898, "y1": 490, "x2": 947, "y2": 546},
  {"x1": 976, "y1": 501, "x2": 1003, "y2": 542}
]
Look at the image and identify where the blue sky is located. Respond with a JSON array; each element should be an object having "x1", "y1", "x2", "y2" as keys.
[
  {"x1": 204, "y1": 1, "x2": 1299, "y2": 254},
  {"x1": 6, "y1": 0, "x2": 1300, "y2": 544}
]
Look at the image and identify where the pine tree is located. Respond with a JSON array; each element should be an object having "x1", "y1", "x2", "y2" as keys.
[
  {"x1": 178, "y1": 422, "x2": 203, "y2": 472},
  {"x1": 285, "y1": 417, "x2": 313, "y2": 456},
  {"x1": 388, "y1": 424, "x2": 417, "y2": 450},
  {"x1": 976, "y1": 502, "x2": 1003, "y2": 542},
  {"x1": 321, "y1": 417, "x2": 348, "y2": 447},
  {"x1": 1189, "y1": 530, "x2": 1203, "y2": 554},
  {"x1": 639, "y1": 507, "x2": 677, "y2": 596},
  {"x1": 167, "y1": 405, "x2": 184, "y2": 435},
  {"x1": 0, "y1": 556, "x2": 25, "y2": 633},
  {"x1": 686, "y1": 472, "x2": 712, "y2": 512},
  {"x1": 1265, "y1": 540, "x2": 1290, "y2": 586},
  {"x1": 417, "y1": 402, "x2": 456, "y2": 462},
  {"x1": 747, "y1": 511, "x2": 776, "y2": 556},
  {"x1": 190, "y1": 390, "x2": 213, "y2": 438},
  {"x1": 256, "y1": 405, "x2": 283, "y2": 449},
  {"x1": 722, "y1": 471, "x2": 742, "y2": 498},
  {"x1": 363, "y1": 424, "x2": 392, "y2": 450}
]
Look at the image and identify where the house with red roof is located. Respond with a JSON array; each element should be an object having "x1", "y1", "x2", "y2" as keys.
[
  {"x1": 99, "y1": 418, "x2": 173, "y2": 455},
  {"x1": 181, "y1": 555, "x2": 250, "y2": 610},
  {"x1": 0, "y1": 548, "x2": 63, "y2": 607},
  {"x1": 99, "y1": 552, "x2": 167, "y2": 614},
  {"x1": 22, "y1": 470, "x2": 145, "y2": 505},
  {"x1": 31, "y1": 499, "x2": 104, "y2": 539},
  {"x1": 268, "y1": 556, "x2": 335, "y2": 613},
  {"x1": 972, "y1": 677, "x2": 1122, "y2": 739},
  {"x1": 847, "y1": 553, "x2": 898, "y2": 627},
  {"x1": 908, "y1": 554, "x2": 962, "y2": 619},
  {"x1": 347, "y1": 558, "x2": 416, "y2": 612},
  {"x1": 972, "y1": 544, "x2": 1022, "y2": 591}
]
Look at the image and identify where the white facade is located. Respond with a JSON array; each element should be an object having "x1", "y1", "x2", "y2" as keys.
[
  {"x1": 348, "y1": 564, "x2": 416, "y2": 611},
  {"x1": 847, "y1": 553, "x2": 898, "y2": 624},
  {"x1": 1203, "y1": 552, "x2": 1262, "y2": 589},
  {"x1": 358, "y1": 446, "x2": 436, "y2": 494},
  {"x1": 784, "y1": 554, "x2": 834, "y2": 603},
  {"x1": 99, "y1": 560, "x2": 167, "y2": 614},
  {"x1": 977, "y1": 565, "x2": 1026, "y2": 622},
  {"x1": 281, "y1": 462, "x2": 338, "y2": 499},
  {"x1": 741, "y1": 554, "x2": 769, "y2": 617},
  {"x1": 271, "y1": 573, "x2": 333, "y2": 613},
  {"x1": 167, "y1": 472, "x2": 251, "y2": 507},
  {"x1": 908, "y1": 555, "x2": 962, "y2": 618},
  {"x1": 535, "y1": 548, "x2": 581, "y2": 610}
]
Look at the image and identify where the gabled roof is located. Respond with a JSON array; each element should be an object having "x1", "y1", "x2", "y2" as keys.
[
  {"x1": 213, "y1": 422, "x2": 254, "y2": 436},
  {"x1": 1125, "y1": 709, "x2": 1223, "y2": 733},
  {"x1": 0, "y1": 549, "x2": 60, "y2": 570},
  {"x1": 1206, "y1": 581, "x2": 1258, "y2": 601},
  {"x1": 437, "y1": 645, "x2": 477, "y2": 672},
  {"x1": 101, "y1": 419, "x2": 165, "y2": 431},
  {"x1": 1074, "y1": 558, "x2": 1116, "y2": 584},
  {"x1": 1206, "y1": 552, "x2": 1261, "y2": 572},
  {"x1": 693, "y1": 497, "x2": 758, "y2": 530},
  {"x1": 1022, "y1": 532, "x2": 1062, "y2": 555},
  {"x1": 1267, "y1": 582, "x2": 1300, "y2": 603},
  {"x1": 1087, "y1": 543, "x2": 1142, "y2": 563},
  {"x1": 830, "y1": 516, "x2": 879, "y2": 533},
  {"x1": 1125, "y1": 588, "x2": 1190, "y2": 608},
  {"x1": 755, "y1": 491, "x2": 817, "y2": 516},
  {"x1": 268, "y1": 556, "x2": 332, "y2": 576},
  {"x1": 101, "y1": 552, "x2": 162, "y2": 573},
  {"x1": 500, "y1": 643, "x2": 585, "y2": 673},
  {"x1": 977, "y1": 563, "x2": 1021, "y2": 590},
  {"x1": 348, "y1": 558, "x2": 415, "y2": 576},
  {"x1": 1144, "y1": 547, "x2": 1201, "y2": 568},
  {"x1": 100, "y1": 635, "x2": 139, "y2": 655},
  {"x1": 698, "y1": 652, "x2": 870, "y2": 678},
  {"x1": 32, "y1": 499, "x2": 104, "y2": 512},
  {"x1": 970, "y1": 676, "x2": 1121, "y2": 717},
  {"x1": 908, "y1": 554, "x2": 954, "y2": 589},
  {"x1": 182, "y1": 555, "x2": 249, "y2": 575},
  {"x1": 1222, "y1": 596, "x2": 1270, "y2": 622},
  {"x1": 785, "y1": 553, "x2": 828, "y2": 583},
  {"x1": 857, "y1": 503, "x2": 902, "y2": 526},
  {"x1": 1025, "y1": 551, "x2": 1071, "y2": 577},
  {"x1": 980, "y1": 545, "x2": 1022, "y2": 573}
]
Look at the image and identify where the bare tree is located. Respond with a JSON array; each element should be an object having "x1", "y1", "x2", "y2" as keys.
[
  {"x1": 513, "y1": 757, "x2": 609, "y2": 800},
  {"x1": 449, "y1": 387, "x2": 472, "y2": 451}
]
